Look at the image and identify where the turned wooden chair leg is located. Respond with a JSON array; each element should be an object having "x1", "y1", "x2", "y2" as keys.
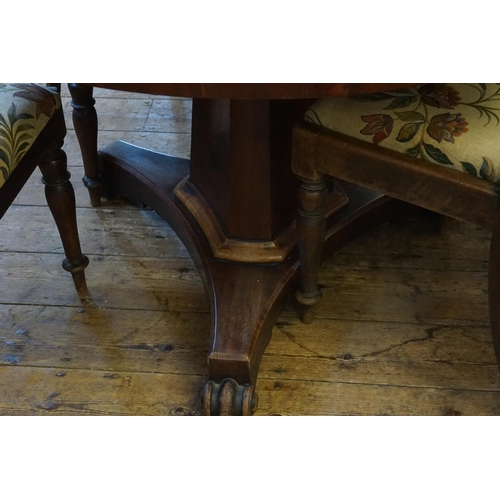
[
  {"x1": 68, "y1": 83, "x2": 102, "y2": 207},
  {"x1": 295, "y1": 174, "x2": 328, "y2": 324},
  {"x1": 488, "y1": 202, "x2": 500, "y2": 373},
  {"x1": 39, "y1": 145, "x2": 89, "y2": 295}
]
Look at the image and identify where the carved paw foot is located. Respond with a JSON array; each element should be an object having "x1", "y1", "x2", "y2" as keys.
[{"x1": 202, "y1": 378, "x2": 258, "y2": 416}]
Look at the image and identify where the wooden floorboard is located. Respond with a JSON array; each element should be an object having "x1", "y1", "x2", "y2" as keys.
[{"x1": 1, "y1": 84, "x2": 499, "y2": 415}]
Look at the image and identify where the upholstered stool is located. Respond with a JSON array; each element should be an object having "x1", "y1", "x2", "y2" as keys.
[
  {"x1": 0, "y1": 83, "x2": 88, "y2": 292},
  {"x1": 292, "y1": 83, "x2": 500, "y2": 371}
]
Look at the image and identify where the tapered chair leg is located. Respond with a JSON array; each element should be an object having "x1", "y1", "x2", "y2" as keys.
[
  {"x1": 68, "y1": 83, "x2": 102, "y2": 207},
  {"x1": 488, "y1": 204, "x2": 500, "y2": 372},
  {"x1": 295, "y1": 174, "x2": 328, "y2": 324},
  {"x1": 39, "y1": 146, "x2": 89, "y2": 295}
]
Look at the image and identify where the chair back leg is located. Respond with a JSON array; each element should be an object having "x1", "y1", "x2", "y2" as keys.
[{"x1": 68, "y1": 84, "x2": 102, "y2": 207}]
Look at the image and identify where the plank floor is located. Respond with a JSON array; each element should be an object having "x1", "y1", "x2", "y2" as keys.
[{"x1": 1, "y1": 84, "x2": 499, "y2": 416}]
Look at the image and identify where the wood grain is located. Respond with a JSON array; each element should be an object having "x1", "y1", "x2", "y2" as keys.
[
  {"x1": 83, "y1": 83, "x2": 415, "y2": 100},
  {"x1": 1, "y1": 85, "x2": 498, "y2": 415}
]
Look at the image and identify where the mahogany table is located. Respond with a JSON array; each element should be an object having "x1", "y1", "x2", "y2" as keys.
[{"x1": 69, "y1": 83, "x2": 414, "y2": 415}]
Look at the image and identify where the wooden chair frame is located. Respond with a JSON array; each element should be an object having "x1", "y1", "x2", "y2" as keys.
[
  {"x1": 292, "y1": 120, "x2": 500, "y2": 370},
  {"x1": 0, "y1": 104, "x2": 89, "y2": 293}
]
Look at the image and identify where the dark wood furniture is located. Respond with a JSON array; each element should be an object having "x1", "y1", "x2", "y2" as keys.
[
  {"x1": 293, "y1": 120, "x2": 500, "y2": 373},
  {"x1": 1, "y1": 84, "x2": 88, "y2": 295},
  {"x1": 69, "y1": 83, "x2": 416, "y2": 415}
]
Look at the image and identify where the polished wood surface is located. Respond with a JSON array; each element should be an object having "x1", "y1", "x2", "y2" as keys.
[
  {"x1": 1, "y1": 86, "x2": 499, "y2": 415},
  {"x1": 295, "y1": 123, "x2": 498, "y2": 229},
  {"x1": 187, "y1": 98, "x2": 309, "y2": 242},
  {"x1": 84, "y1": 83, "x2": 414, "y2": 100}
]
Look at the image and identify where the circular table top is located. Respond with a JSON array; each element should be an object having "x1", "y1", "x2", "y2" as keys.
[{"x1": 84, "y1": 83, "x2": 416, "y2": 100}]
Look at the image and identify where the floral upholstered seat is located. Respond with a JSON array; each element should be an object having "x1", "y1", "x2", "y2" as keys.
[
  {"x1": 305, "y1": 84, "x2": 500, "y2": 184},
  {"x1": 0, "y1": 83, "x2": 61, "y2": 188}
]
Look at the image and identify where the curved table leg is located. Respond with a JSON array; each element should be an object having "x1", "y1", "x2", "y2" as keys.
[
  {"x1": 98, "y1": 142, "x2": 300, "y2": 415},
  {"x1": 97, "y1": 141, "x2": 416, "y2": 415},
  {"x1": 68, "y1": 83, "x2": 102, "y2": 207}
]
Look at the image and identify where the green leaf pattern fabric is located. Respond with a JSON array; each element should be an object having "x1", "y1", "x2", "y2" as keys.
[
  {"x1": 305, "y1": 84, "x2": 500, "y2": 184},
  {"x1": 0, "y1": 84, "x2": 61, "y2": 188}
]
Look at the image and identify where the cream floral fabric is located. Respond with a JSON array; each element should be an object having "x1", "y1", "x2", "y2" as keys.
[
  {"x1": 306, "y1": 84, "x2": 500, "y2": 184},
  {"x1": 0, "y1": 84, "x2": 61, "y2": 188}
]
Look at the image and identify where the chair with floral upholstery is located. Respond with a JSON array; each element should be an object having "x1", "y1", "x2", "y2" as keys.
[
  {"x1": 0, "y1": 83, "x2": 88, "y2": 293},
  {"x1": 292, "y1": 83, "x2": 500, "y2": 371}
]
